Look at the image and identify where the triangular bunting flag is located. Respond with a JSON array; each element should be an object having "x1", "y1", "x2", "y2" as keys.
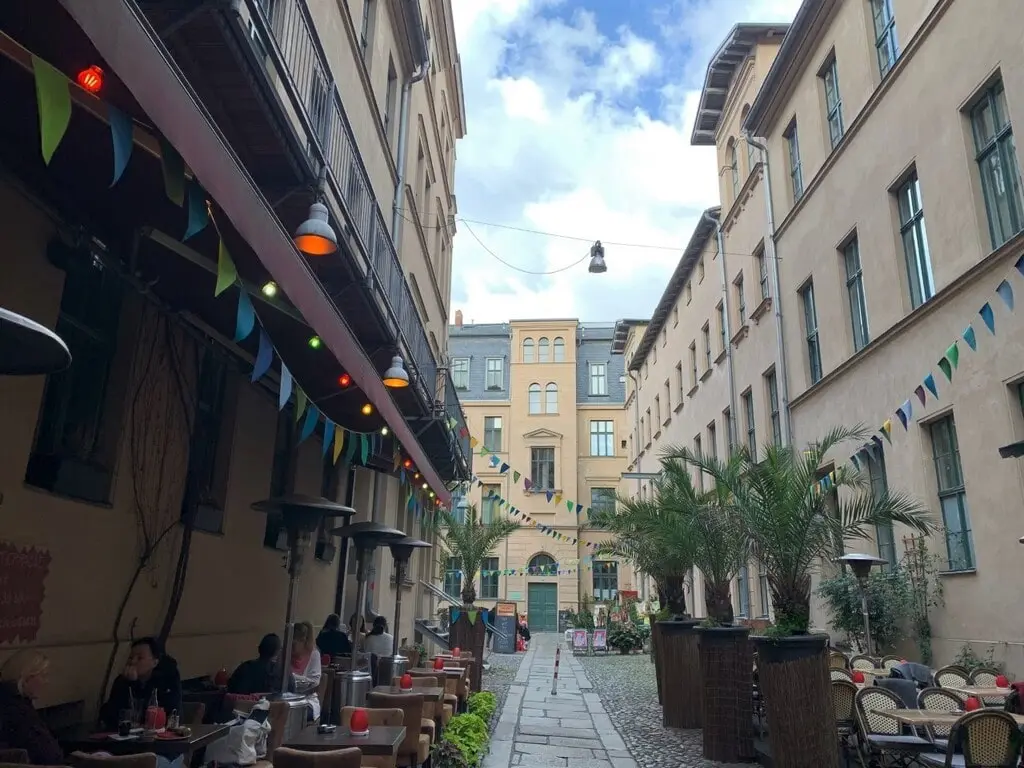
[
  {"x1": 576, "y1": 504, "x2": 583, "y2": 515},
  {"x1": 554, "y1": 494, "x2": 562, "y2": 505},
  {"x1": 158, "y1": 135, "x2": 186, "y2": 206},
  {"x1": 345, "y1": 428, "x2": 358, "y2": 463},
  {"x1": 252, "y1": 328, "x2": 273, "y2": 382},
  {"x1": 299, "y1": 405, "x2": 319, "y2": 443},
  {"x1": 467, "y1": 610, "x2": 478, "y2": 626},
  {"x1": 545, "y1": 491, "x2": 553, "y2": 502},
  {"x1": 513, "y1": 470, "x2": 521, "y2": 483},
  {"x1": 234, "y1": 290, "x2": 255, "y2": 342},
  {"x1": 32, "y1": 56, "x2": 71, "y2": 165},
  {"x1": 278, "y1": 364, "x2": 293, "y2": 410},
  {"x1": 214, "y1": 239, "x2": 237, "y2": 296},
  {"x1": 979, "y1": 302, "x2": 996, "y2": 334},
  {"x1": 895, "y1": 403, "x2": 909, "y2": 430},
  {"x1": 937, "y1": 356, "x2": 953, "y2": 382},
  {"x1": 880, "y1": 420, "x2": 892, "y2": 444},
  {"x1": 333, "y1": 427, "x2": 345, "y2": 464},
  {"x1": 108, "y1": 105, "x2": 134, "y2": 186},
  {"x1": 962, "y1": 325, "x2": 977, "y2": 351},
  {"x1": 945, "y1": 341, "x2": 959, "y2": 370},
  {"x1": 184, "y1": 181, "x2": 209, "y2": 240},
  {"x1": 359, "y1": 434, "x2": 369, "y2": 465},
  {"x1": 997, "y1": 279, "x2": 1015, "y2": 310},
  {"x1": 294, "y1": 388, "x2": 308, "y2": 423},
  {"x1": 322, "y1": 420, "x2": 335, "y2": 457},
  {"x1": 924, "y1": 373, "x2": 938, "y2": 399},
  {"x1": 914, "y1": 385, "x2": 927, "y2": 407},
  {"x1": 566, "y1": 500, "x2": 573, "y2": 512},
  {"x1": 1015, "y1": 254, "x2": 1024, "y2": 277},
  {"x1": 500, "y1": 463, "x2": 510, "y2": 473},
  {"x1": 451, "y1": 609, "x2": 461, "y2": 624}
]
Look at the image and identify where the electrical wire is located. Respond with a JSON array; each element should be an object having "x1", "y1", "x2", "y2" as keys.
[{"x1": 461, "y1": 220, "x2": 592, "y2": 275}]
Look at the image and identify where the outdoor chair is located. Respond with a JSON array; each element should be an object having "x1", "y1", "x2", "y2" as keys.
[
  {"x1": 272, "y1": 748, "x2": 362, "y2": 768},
  {"x1": 851, "y1": 655, "x2": 878, "y2": 671},
  {"x1": 340, "y1": 707, "x2": 403, "y2": 768},
  {"x1": 830, "y1": 650, "x2": 851, "y2": 670},
  {"x1": 408, "y1": 669, "x2": 453, "y2": 723},
  {"x1": 876, "y1": 677, "x2": 921, "y2": 709},
  {"x1": 854, "y1": 686, "x2": 934, "y2": 768},
  {"x1": 918, "y1": 709, "x2": 1021, "y2": 767},
  {"x1": 833, "y1": 668, "x2": 855, "y2": 682},
  {"x1": 935, "y1": 666, "x2": 971, "y2": 689},
  {"x1": 366, "y1": 692, "x2": 429, "y2": 767},
  {"x1": 832, "y1": 680, "x2": 859, "y2": 765},
  {"x1": 918, "y1": 687, "x2": 965, "y2": 752},
  {"x1": 70, "y1": 754, "x2": 157, "y2": 768},
  {"x1": 881, "y1": 655, "x2": 903, "y2": 670},
  {"x1": 182, "y1": 701, "x2": 205, "y2": 725},
  {"x1": 0, "y1": 751, "x2": 28, "y2": 764},
  {"x1": 968, "y1": 668, "x2": 1005, "y2": 707}
]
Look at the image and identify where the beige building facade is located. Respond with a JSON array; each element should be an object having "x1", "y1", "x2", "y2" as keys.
[{"x1": 449, "y1": 316, "x2": 641, "y2": 632}]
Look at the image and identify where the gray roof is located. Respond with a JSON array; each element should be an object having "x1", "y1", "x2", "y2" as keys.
[
  {"x1": 611, "y1": 319, "x2": 646, "y2": 356},
  {"x1": 627, "y1": 208, "x2": 721, "y2": 372},
  {"x1": 690, "y1": 23, "x2": 792, "y2": 146}
]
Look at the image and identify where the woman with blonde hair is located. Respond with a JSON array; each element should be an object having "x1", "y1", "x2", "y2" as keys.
[
  {"x1": 0, "y1": 649, "x2": 64, "y2": 765},
  {"x1": 289, "y1": 622, "x2": 322, "y2": 721}
]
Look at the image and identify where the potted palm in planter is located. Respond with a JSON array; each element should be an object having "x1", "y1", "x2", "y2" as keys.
[
  {"x1": 685, "y1": 427, "x2": 932, "y2": 768},
  {"x1": 434, "y1": 503, "x2": 518, "y2": 688}
]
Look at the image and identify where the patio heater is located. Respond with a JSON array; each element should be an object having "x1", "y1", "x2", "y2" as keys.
[
  {"x1": 378, "y1": 537, "x2": 432, "y2": 686},
  {"x1": 0, "y1": 307, "x2": 71, "y2": 375},
  {"x1": 251, "y1": 494, "x2": 355, "y2": 693},
  {"x1": 328, "y1": 520, "x2": 405, "y2": 708},
  {"x1": 835, "y1": 553, "x2": 887, "y2": 655}
]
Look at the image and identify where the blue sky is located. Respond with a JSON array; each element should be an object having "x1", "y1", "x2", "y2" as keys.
[{"x1": 447, "y1": 0, "x2": 801, "y2": 323}]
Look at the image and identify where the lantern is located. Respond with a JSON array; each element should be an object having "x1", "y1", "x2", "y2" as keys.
[
  {"x1": 76, "y1": 65, "x2": 103, "y2": 94},
  {"x1": 349, "y1": 708, "x2": 370, "y2": 735},
  {"x1": 433, "y1": 657, "x2": 444, "y2": 671},
  {"x1": 996, "y1": 674, "x2": 1009, "y2": 688},
  {"x1": 964, "y1": 697, "x2": 981, "y2": 711},
  {"x1": 399, "y1": 673, "x2": 413, "y2": 690},
  {"x1": 851, "y1": 670, "x2": 865, "y2": 684}
]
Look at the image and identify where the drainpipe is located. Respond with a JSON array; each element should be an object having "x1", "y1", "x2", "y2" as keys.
[
  {"x1": 744, "y1": 133, "x2": 792, "y2": 447},
  {"x1": 703, "y1": 209, "x2": 739, "y2": 450},
  {"x1": 390, "y1": 2, "x2": 431, "y2": 241},
  {"x1": 627, "y1": 369, "x2": 645, "y2": 599}
]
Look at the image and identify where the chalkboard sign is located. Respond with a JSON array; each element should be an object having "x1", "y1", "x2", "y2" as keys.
[{"x1": 492, "y1": 601, "x2": 518, "y2": 654}]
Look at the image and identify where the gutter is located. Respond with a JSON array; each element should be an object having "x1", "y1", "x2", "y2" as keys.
[
  {"x1": 744, "y1": 133, "x2": 793, "y2": 447},
  {"x1": 702, "y1": 209, "x2": 739, "y2": 449},
  {"x1": 391, "y1": 0, "x2": 431, "y2": 240}
]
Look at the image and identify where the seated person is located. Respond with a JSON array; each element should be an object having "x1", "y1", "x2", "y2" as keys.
[
  {"x1": 228, "y1": 633, "x2": 294, "y2": 695},
  {"x1": 362, "y1": 616, "x2": 394, "y2": 658},
  {"x1": 0, "y1": 650, "x2": 64, "y2": 765},
  {"x1": 348, "y1": 613, "x2": 367, "y2": 644},
  {"x1": 315, "y1": 614, "x2": 352, "y2": 659},
  {"x1": 289, "y1": 622, "x2": 322, "y2": 721},
  {"x1": 100, "y1": 637, "x2": 182, "y2": 731}
]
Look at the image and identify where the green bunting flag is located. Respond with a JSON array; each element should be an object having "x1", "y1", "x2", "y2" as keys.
[
  {"x1": 467, "y1": 610, "x2": 478, "y2": 626},
  {"x1": 294, "y1": 387, "x2": 308, "y2": 423},
  {"x1": 32, "y1": 56, "x2": 71, "y2": 165},
  {"x1": 214, "y1": 239, "x2": 237, "y2": 297},
  {"x1": 159, "y1": 136, "x2": 185, "y2": 206}
]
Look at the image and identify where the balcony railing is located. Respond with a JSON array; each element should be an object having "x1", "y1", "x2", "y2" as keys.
[{"x1": 444, "y1": 369, "x2": 470, "y2": 464}]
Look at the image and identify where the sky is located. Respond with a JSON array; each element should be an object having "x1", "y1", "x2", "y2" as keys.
[{"x1": 446, "y1": 0, "x2": 802, "y2": 324}]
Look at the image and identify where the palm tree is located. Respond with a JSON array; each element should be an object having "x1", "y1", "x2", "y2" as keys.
[
  {"x1": 434, "y1": 503, "x2": 519, "y2": 605},
  {"x1": 682, "y1": 426, "x2": 934, "y2": 634}
]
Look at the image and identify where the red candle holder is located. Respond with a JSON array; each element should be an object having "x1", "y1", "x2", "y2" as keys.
[
  {"x1": 399, "y1": 673, "x2": 413, "y2": 690},
  {"x1": 452, "y1": 647, "x2": 461, "y2": 658},
  {"x1": 996, "y1": 674, "x2": 1009, "y2": 688},
  {"x1": 851, "y1": 670, "x2": 865, "y2": 684},
  {"x1": 349, "y1": 708, "x2": 369, "y2": 736},
  {"x1": 964, "y1": 696, "x2": 981, "y2": 711},
  {"x1": 433, "y1": 657, "x2": 444, "y2": 670}
]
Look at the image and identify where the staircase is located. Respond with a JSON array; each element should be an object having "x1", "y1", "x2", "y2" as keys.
[{"x1": 414, "y1": 580, "x2": 511, "y2": 651}]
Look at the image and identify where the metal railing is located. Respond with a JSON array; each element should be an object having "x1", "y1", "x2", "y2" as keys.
[
  {"x1": 443, "y1": 370, "x2": 470, "y2": 469},
  {"x1": 420, "y1": 580, "x2": 508, "y2": 641},
  {"x1": 246, "y1": 0, "x2": 471, "y2": 448}
]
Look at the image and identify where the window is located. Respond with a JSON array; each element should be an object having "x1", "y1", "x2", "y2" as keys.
[
  {"x1": 359, "y1": 0, "x2": 376, "y2": 60},
  {"x1": 693, "y1": 435, "x2": 703, "y2": 491},
  {"x1": 784, "y1": 120, "x2": 804, "y2": 201},
  {"x1": 702, "y1": 323, "x2": 711, "y2": 370},
  {"x1": 736, "y1": 274, "x2": 746, "y2": 325},
  {"x1": 686, "y1": 282, "x2": 693, "y2": 304},
  {"x1": 545, "y1": 383, "x2": 558, "y2": 413},
  {"x1": 801, "y1": 282, "x2": 823, "y2": 384},
  {"x1": 673, "y1": 305, "x2": 679, "y2": 326},
  {"x1": 590, "y1": 487, "x2": 616, "y2": 516},
  {"x1": 27, "y1": 254, "x2": 124, "y2": 503},
  {"x1": 689, "y1": 343, "x2": 698, "y2": 387},
  {"x1": 452, "y1": 357, "x2": 470, "y2": 389},
  {"x1": 661, "y1": 328, "x2": 667, "y2": 347},
  {"x1": 821, "y1": 55, "x2": 844, "y2": 148},
  {"x1": 970, "y1": 80, "x2": 1024, "y2": 248},
  {"x1": 756, "y1": 246, "x2": 769, "y2": 300},
  {"x1": 528, "y1": 383, "x2": 542, "y2": 414},
  {"x1": 483, "y1": 416, "x2": 502, "y2": 452},
  {"x1": 843, "y1": 237, "x2": 870, "y2": 352},
  {"x1": 481, "y1": 484, "x2": 500, "y2": 524},
  {"x1": 865, "y1": 448, "x2": 896, "y2": 570},
  {"x1": 530, "y1": 447, "x2": 556, "y2": 490},
  {"x1": 717, "y1": 303, "x2": 727, "y2": 353},
  {"x1": 897, "y1": 172, "x2": 934, "y2": 309},
  {"x1": 640, "y1": 415, "x2": 646, "y2": 446},
  {"x1": 931, "y1": 415, "x2": 973, "y2": 571},
  {"x1": 757, "y1": 559, "x2": 769, "y2": 616},
  {"x1": 485, "y1": 357, "x2": 503, "y2": 390},
  {"x1": 654, "y1": 396, "x2": 661, "y2": 426},
  {"x1": 443, "y1": 556, "x2": 462, "y2": 598},
  {"x1": 590, "y1": 420, "x2": 614, "y2": 457},
  {"x1": 384, "y1": 58, "x2": 398, "y2": 145},
  {"x1": 538, "y1": 337, "x2": 550, "y2": 362},
  {"x1": 529, "y1": 553, "x2": 556, "y2": 574},
  {"x1": 708, "y1": 422, "x2": 717, "y2": 460},
  {"x1": 870, "y1": 0, "x2": 899, "y2": 78},
  {"x1": 698, "y1": 258, "x2": 706, "y2": 282},
  {"x1": 737, "y1": 565, "x2": 751, "y2": 617},
  {"x1": 590, "y1": 362, "x2": 608, "y2": 396},
  {"x1": 645, "y1": 409, "x2": 652, "y2": 443},
  {"x1": 592, "y1": 561, "x2": 618, "y2": 602},
  {"x1": 675, "y1": 362, "x2": 684, "y2": 401},
  {"x1": 480, "y1": 557, "x2": 499, "y2": 599},
  {"x1": 184, "y1": 349, "x2": 232, "y2": 533},
  {"x1": 746, "y1": 135, "x2": 758, "y2": 174},
  {"x1": 663, "y1": 380, "x2": 671, "y2": 415},
  {"x1": 766, "y1": 370, "x2": 781, "y2": 446},
  {"x1": 723, "y1": 408, "x2": 734, "y2": 455},
  {"x1": 553, "y1": 337, "x2": 566, "y2": 362},
  {"x1": 743, "y1": 391, "x2": 756, "y2": 459},
  {"x1": 523, "y1": 337, "x2": 535, "y2": 362},
  {"x1": 729, "y1": 140, "x2": 740, "y2": 199}
]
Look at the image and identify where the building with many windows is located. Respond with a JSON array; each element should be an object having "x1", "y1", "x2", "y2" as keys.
[
  {"x1": 448, "y1": 313, "x2": 640, "y2": 632},
  {"x1": 623, "y1": 0, "x2": 1024, "y2": 672}
]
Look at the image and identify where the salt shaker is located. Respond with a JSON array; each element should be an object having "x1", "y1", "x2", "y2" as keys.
[{"x1": 167, "y1": 709, "x2": 179, "y2": 731}]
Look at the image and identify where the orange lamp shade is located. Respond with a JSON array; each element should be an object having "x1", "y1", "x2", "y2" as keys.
[
  {"x1": 77, "y1": 65, "x2": 103, "y2": 94},
  {"x1": 349, "y1": 708, "x2": 369, "y2": 734},
  {"x1": 293, "y1": 233, "x2": 337, "y2": 256},
  {"x1": 432, "y1": 657, "x2": 444, "y2": 671},
  {"x1": 399, "y1": 673, "x2": 413, "y2": 690},
  {"x1": 293, "y1": 201, "x2": 338, "y2": 256},
  {"x1": 964, "y1": 696, "x2": 981, "y2": 711},
  {"x1": 851, "y1": 670, "x2": 865, "y2": 684}
]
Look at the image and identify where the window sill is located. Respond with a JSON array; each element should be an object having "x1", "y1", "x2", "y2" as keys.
[
  {"x1": 662, "y1": 417, "x2": 671, "y2": 428},
  {"x1": 751, "y1": 296, "x2": 772, "y2": 323},
  {"x1": 644, "y1": 440, "x2": 652, "y2": 450},
  {"x1": 485, "y1": 387, "x2": 505, "y2": 392},
  {"x1": 731, "y1": 324, "x2": 749, "y2": 347},
  {"x1": 687, "y1": 385, "x2": 699, "y2": 398},
  {"x1": 700, "y1": 367, "x2": 713, "y2": 383},
  {"x1": 673, "y1": 401, "x2": 684, "y2": 414},
  {"x1": 524, "y1": 488, "x2": 561, "y2": 496},
  {"x1": 389, "y1": 577, "x2": 416, "y2": 591},
  {"x1": 653, "y1": 429, "x2": 661, "y2": 440},
  {"x1": 714, "y1": 349, "x2": 727, "y2": 366},
  {"x1": 939, "y1": 568, "x2": 977, "y2": 577}
]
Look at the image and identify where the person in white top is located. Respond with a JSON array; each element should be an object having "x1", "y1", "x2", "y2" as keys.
[
  {"x1": 289, "y1": 621, "x2": 322, "y2": 721},
  {"x1": 362, "y1": 616, "x2": 394, "y2": 659}
]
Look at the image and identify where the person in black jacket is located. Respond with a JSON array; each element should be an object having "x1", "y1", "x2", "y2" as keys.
[
  {"x1": 315, "y1": 614, "x2": 352, "y2": 659},
  {"x1": 228, "y1": 634, "x2": 294, "y2": 695},
  {"x1": 100, "y1": 637, "x2": 182, "y2": 730},
  {"x1": 0, "y1": 650, "x2": 65, "y2": 765}
]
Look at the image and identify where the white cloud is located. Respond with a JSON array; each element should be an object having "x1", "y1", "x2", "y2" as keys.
[{"x1": 447, "y1": 0, "x2": 802, "y2": 324}]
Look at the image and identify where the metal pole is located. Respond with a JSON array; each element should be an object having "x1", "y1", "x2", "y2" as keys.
[
  {"x1": 551, "y1": 646, "x2": 560, "y2": 695},
  {"x1": 392, "y1": 559, "x2": 408, "y2": 657},
  {"x1": 281, "y1": 539, "x2": 301, "y2": 693},
  {"x1": 351, "y1": 547, "x2": 370, "y2": 674},
  {"x1": 861, "y1": 590, "x2": 872, "y2": 655}
]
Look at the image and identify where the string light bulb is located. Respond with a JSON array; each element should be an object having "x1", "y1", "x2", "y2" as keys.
[
  {"x1": 307, "y1": 335, "x2": 322, "y2": 349},
  {"x1": 76, "y1": 65, "x2": 103, "y2": 94},
  {"x1": 429, "y1": 491, "x2": 435, "y2": 498},
  {"x1": 337, "y1": 373, "x2": 351, "y2": 387},
  {"x1": 381, "y1": 426, "x2": 389, "y2": 436},
  {"x1": 422, "y1": 483, "x2": 428, "y2": 490},
  {"x1": 402, "y1": 458, "x2": 413, "y2": 469},
  {"x1": 261, "y1": 281, "x2": 278, "y2": 297},
  {"x1": 360, "y1": 403, "x2": 373, "y2": 416}
]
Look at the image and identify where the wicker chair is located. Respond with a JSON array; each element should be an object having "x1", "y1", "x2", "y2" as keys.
[
  {"x1": 881, "y1": 655, "x2": 903, "y2": 670},
  {"x1": 832, "y1": 680, "x2": 859, "y2": 760},
  {"x1": 272, "y1": 748, "x2": 363, "y2": 768},
  {"x1": 850, "y1": 655, "x2": 877, "y2": 672},
  {"x1": 934, "y1": 666, "x2": 971, "y2": 689},
  {"x1": 918, "y1": 686, "x2": 965, "y2": 751},
  {"x1": 969, "y1": 668, "x2": 1005, "y2": 707},
  {"x1": 832, "y1": 667, "x2": 854, "y2": 682},
  {"x1": 918, "y1": 709, "x2": 1020, "y2": 767},
  {"x1": 830, "y1": 650, "x2": 850, "y2": 670},
  {"x1": 854, "y1": 686, "x2": 933, "y2": 768}
]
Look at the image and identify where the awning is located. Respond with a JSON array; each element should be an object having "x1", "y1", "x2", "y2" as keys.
[{"x1": 58, "y1": 0, "x2": 451, "y2": 505}]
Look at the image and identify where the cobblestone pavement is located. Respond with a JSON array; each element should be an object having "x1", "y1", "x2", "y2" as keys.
[{"x1": 481, "y1": 634, "x2": 747, "y2": 768}]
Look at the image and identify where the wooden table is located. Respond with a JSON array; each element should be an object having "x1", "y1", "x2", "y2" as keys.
[
  {"x1": 945, "y1": 686, "x2": 1011, "y2": 699},
  {"x1": 60, "y1": 723, "x2": 231, "y2": 758},
  {"x1": 372, "y1": 686, "x2": 444, "y2": 702},
  {"x1": 874, "y1": 708, "x2": 1024, "y2": 727},
  {"x1": 283, "y1": 726, "x2": 406, "y2": 757},
  {"x1": 411, "y1": 667, "x2": 463, "y2": 680}
]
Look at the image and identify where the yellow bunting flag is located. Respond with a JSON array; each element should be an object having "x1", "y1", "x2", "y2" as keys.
[
  {"x1": 333, "y1": 428, "x2": 346, "y2": 464},
  {"x1": 214, "y1": 239, "x2": 237, "y2": 297}
]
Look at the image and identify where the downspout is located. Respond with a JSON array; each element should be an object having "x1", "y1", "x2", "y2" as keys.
[
  {"x1": 703, "y1": 209, "x2": 738, "y2": 450},
  {"x1": 744, "y1": 134, "x2": 792, "y2": 447},
  {"x1": 627, "y1": 369, "x2": 644, "y2": 599},
  {"x1": 390, "y1": 1, "x2": 431, "y2": 240}
]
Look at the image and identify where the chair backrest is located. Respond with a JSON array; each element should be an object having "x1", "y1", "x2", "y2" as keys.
[
  {"x1": 935, "y1": 665, "x2": 970, "y2": 688},
  {"x1": 875, "y1": 678, "x2": 920, "y2": 709},
  {"x1": 70, "y1": 752, "x2": 158, "y2": 768},
  {"x1": 828, "y1": 651, "x2": 849, "y2": 670},
  {"x1": 831, "y1": 668, "x2": 854, "y2": 682},
  {"x1": 855, "y1": 686, "x2": 905, "y2": 736},
  {"x1": 318, "y1": 668, "x2": 333, "y2": 711},
  {"x1": 367, "y1": 692, "x2": 424, "y2": 756},
  {"x1": 0, "y1": 750, "x2": 29, "y2": 764},
  {"x1": 881, "y1": 655, "x2": 902, "y2": 670},
  {"x1": 224, "y1": 693, "x2": 263, "y2": 717},
  {"x1": 272, "y1": 747, "x2": 363, "y2": 768},
  {"x1": 408, "y1": 675, "x2": 439, "y2": 688},
  {"x1": 918, "y1": 687, "x2": 964, "y2": 738},
  {"x1": 955, "y1": 709, "x2": 1020, "y2": 767},
  {"x1": 831, "y1": 680, "x2": 857, "y2": 724},
  {"x1": 182, "y1": 701, "x2": 206, "y2": 725},
  {"x1": 850, "y1": 655, "x2": 876, "y2": 671},
  {"x1": 266, "y1": 700, "x2": 292, "y2": 758},
  {"x1": 341, "y1": 706, "x2": 404, "y2": 728}
]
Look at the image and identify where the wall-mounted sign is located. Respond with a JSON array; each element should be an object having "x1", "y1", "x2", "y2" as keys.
[{"x1": 0, "y1": 542, "x2": 50, "y2": 644}]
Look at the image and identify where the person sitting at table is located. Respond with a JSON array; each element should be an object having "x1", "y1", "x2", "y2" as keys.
[
  {"x1": 289, "y1": 622, "x2": 322, "y2": 721},
  {"x1": 315, "y1": 614, "x2": 352, "y2": 659},
  {"x1": 362, "y1": 616, "x2": 394, "y2": 658},
  {"x1": 348, "y1": 613, "x2": 367, "y2": 643},
  {"x1": 100, "y1": 637, "x2": 182, "y2": 731},
  {"x1": 228, "y1": 633, "x2": 294, "y2": 695},
  {"x1": 0, "y1": 649, "x2": 64, "y2": 765}
]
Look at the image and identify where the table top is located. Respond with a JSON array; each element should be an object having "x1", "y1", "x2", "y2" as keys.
[
  {"x1": 60, "y1": 723, "x2": 230, "y2": 756},
  {"x1": 372, "y1": 685, "x2": 443, "y2": 702},
  {"x1": 411, "y1": 667, "x2": 462, "y2": 679},
  {"x1": 873, "y1": 708, "x2": 1024, "y2": 726},
  {"x1": 945, "y1": 685, "x2": 1011, "y2": 698},
  {"x1": 283, "y1": 726, "x2": 405, "y2": 756}
]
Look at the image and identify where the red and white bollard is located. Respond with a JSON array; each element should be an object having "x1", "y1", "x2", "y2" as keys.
[{"x1": 551, "y1": 646, "x2": 560, "y2": 695}]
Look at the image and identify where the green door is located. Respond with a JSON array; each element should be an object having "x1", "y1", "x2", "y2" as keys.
[{"x1": 527, "y1": 583, "x2": 558, "y2": 632}]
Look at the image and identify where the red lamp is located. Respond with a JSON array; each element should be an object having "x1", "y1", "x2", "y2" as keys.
[
  {"x1": 76, "y1": 65, "x2": 103, "y2": 94},
  {"x1": 321, "y1": 653, "x2": 331, "y2": 666},
  {"x1": 996, "y1": 674, "x2": 1009, "y2": 688},
  {"x1": 214, "y1": 668, "x2": 229, "y2": 687},
  {"x1": 452, "y1": 647, "x2": 461, "y2": 658},
  {"x1": 399, "y1": 673, "x2": 413, "y2": 690},
  {"x1": 349, "y1": 708, "x2": 369, "y2": 735},
  {"x1": 403, "y1": 458, "x2": 413, "y2": 469},
  {"x1": 433, "y1": 657, "x2": 444, "y2": 671},
  {"x1": 338, "y1": 373, "x2": 351, "y2": 388},
  {"x1": 964, "y1": 696, "x2": 981, "y2": 711},
  {"x1": 851, "y1": 670, "x2": 865, "y2": 684}
]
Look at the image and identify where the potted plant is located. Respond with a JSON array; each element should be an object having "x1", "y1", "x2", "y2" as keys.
[
  {"x1": 608, "y1": 623, "x2": 643, "y2": 654},
  {"x1": 686, "y1": 427, "x2": 932, "y2": 768}
]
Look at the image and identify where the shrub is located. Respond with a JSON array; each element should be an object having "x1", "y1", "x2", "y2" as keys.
[
  {"x1": 608, "y1": 623, "x2": 644, "y2": 654},
  {"x1": 432, "y1": 740, "x2": 470, "y2": 768},
  {"x1": 467, "y1": 691, "x2": 497, "y2": 723},
  {"x1": 442, "y1": 712, "x2": 489, "y2": 765},
  {"x1": 817, "y1": 567, "x2": 914, "y2": 654}
]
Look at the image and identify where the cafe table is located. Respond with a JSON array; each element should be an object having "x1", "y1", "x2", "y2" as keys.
[
  {"x1": 60, "y1": 723, "x2": 231, "y2": 759},
  {"x1": 873, "y1": 709, "x2": 1024, "y2": 727},
  {"x1": 283, "y1": 726, "x2": 405, "y2": 757},
  {"x1": 944, "y1": 685, "x2": 1012, "y2": 699},
  {"x1": 372, "y1": 685, "x2": 444, "y2": 703}
]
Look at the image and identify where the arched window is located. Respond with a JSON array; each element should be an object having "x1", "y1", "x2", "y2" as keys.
[
  {"x1": 523, "y1": 337, "x2": 535, "y2": 363},
  {"x1": 553, "y1": 337, "x2": 565, "y2": 362},
  {"x1": 545, "y1": 383, "x2": 558, "y2": 413},
  {"x1": 528, "y1": 383, "x2": 542, "y2": 414},
  {"x1": 728, "y1": 139, "x2": 740, "y2": 199},
  {"x1": 538, "y1": 337, "x2": 550, "y2": 362},
  {"x1": 529, "y1": 553, "x2": 556, "y2": 572}
]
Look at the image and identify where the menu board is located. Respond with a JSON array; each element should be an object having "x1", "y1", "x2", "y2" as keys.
[
  {"x1": 491, "y1": 601, "x2": 518, "y2": 654},
  {"x1": 0, "y1": 542, "x2": 50, "y2": 644},
  {"x1": 592, "y1": 629, "x2": 607, "y2": 652},
  {"x1": 572, "y1": 629, "x2": 588, "y2": 652}
]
